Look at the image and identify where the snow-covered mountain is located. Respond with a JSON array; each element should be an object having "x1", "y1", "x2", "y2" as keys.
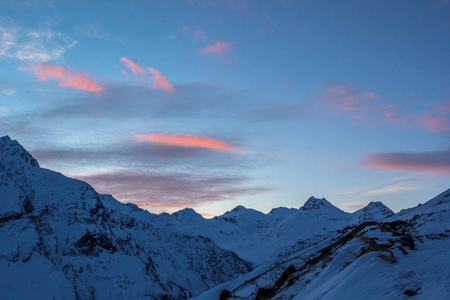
[
  {"x1": 195, "y1": 190, "x2": 450, "y2": 299},
  {"x1": 152, "y1": 196, "x2": 391, "y2": 264},
  {"x1": 0, "y1": 135, "x2": 449, "y2": 299},
  {"x1": 353, "y1": 201, "x2": 394, "y2": 222},
  {"x1": 0, "y1": 136, "x2": 252, "y2": 299}
]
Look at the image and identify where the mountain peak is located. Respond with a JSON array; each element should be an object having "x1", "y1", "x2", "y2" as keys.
[
  {"x1": 0, "y1": 135, "x2": 39, "y2": 169},
  {"x1": 354, "y1": 201, "x2": 394, "y2": 222},
  {"x1": 301, "y1": 196, "x2": 336, "y2": 211},
  {"x1": 172, "y1": 208, "x2": 203, "y2": 219},
  {"x1": 231, "y1": 205, "x2": 247, "y2": 213}
]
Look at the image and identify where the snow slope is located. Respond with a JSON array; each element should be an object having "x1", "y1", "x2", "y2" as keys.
[
  {"x1": 0, "y1": 136, "x2": 252, "y2": 299},
  {"x1": 195, "y1": 191, "x2": 450, "y2": 299}
]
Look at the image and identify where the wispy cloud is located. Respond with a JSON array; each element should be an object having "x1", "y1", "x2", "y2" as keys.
[
  {"x1": 415, "y1": 112, "x2": 450, "y2": 133},
  {"x1": 82, "y1": 25, "x2": 108, "y2": 39},
  {"x1": 178, "y1": 26, "x2": 206, "y2": 41},
  {"x1": 361, "y1": 150, "x2": 450, "y2": 176},
  {"x1": 134, "y1": 134, "x2": 241, "y2": 152},
  {"x1": 336, "y1": 201, "x2": 370, "y2": 212},
  {"x1": 120, "y1": 57, "x2": 145, "y2": 75},
  {"x1": 74, "y1": 171, "x2": 268, "y2": 213},
  {"x1": 320, "y1": 83, "x2": 450, "y2": 133},
  {"x1": 22, "y1": 64, "x2": 102, "y2": 92},
  {"x1": 320, "y1": 83, "x2": 391, "y2": 115},
  {"x1": 364, "y1": 182, "x2": 421, "y2": 195},
  {"x1": 193, "y1": 29, "x2": 206, "y2": 40},
  {"x1": 148, "y1": 67, "x2": 174, "y2": 94},
  {"x1": 120, "y1": 57, "x2": 174, "y2": 94},
  {"x1": 199, "y1": 41, "x2": 231, "y2": 55},
  {"x1": 0, "y1": 87, "x2": 16, "y2": 96},
  {"x1": 0, "y1": 25, "x2": 76, "y2": 62}
]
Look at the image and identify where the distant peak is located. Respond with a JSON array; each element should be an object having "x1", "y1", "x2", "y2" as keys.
[
  {"x1": 0, "y1": 135, "x2": 39, "y2": 168},
  {"x1": 367, "y1": 201, "x2": 388, "y2": 208},
  {"x1": 364, "y1": 201, "x2": 393, "y2": 212},
  {"x1": 172, "y1": 208, "x2": 202, "y2": 218},
  {"x1": 269, "y1": 207, "x2": 297, "y2": 214},
  {"x1": 301, "y1": 196, "x2": 336, "y2": 211},
  {"x1": 354, "y1": 201, "x2": 394, "y2": 221},
  {"x1": 231, "y1": 205, "x2": 247, "y2": 213}
]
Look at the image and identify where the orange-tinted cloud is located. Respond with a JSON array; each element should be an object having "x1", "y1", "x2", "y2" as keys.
[
  {"x1": 134, "y1": 134, "x2": 240, "y2": 152},
  {"x1": 27, "y1": 64, "x2": 102, "y2": 92},
  {"x1": 119, "y1": 58, "x2": 174, "y2": 94},
  {"x1": 199, "y1": 42, "x2": 231, "y2": 55},
  {"x1": 148, "y1": 67, "x2": 174, "y2": 94},
  {"x1": 120, "y1": 57, "x2": 145, "y2": 74},
  {"x1": 361, "y1": 150, "x2": 450, "y2": 176}
]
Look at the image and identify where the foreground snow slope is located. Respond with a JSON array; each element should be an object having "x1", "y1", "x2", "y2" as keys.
[
  {"x1": 195, "y1": 190, "x2": 450, "y2": 299},
  {"x1": 0, "y1": 136, "x2": 252, "y2": 299}
]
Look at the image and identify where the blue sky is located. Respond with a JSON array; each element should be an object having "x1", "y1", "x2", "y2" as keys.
[{"x1": 1, "y1": 0, "x2": 449, "y2": 216}]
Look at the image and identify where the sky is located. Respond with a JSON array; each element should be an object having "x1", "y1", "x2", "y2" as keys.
[{"x1": 1, "y1": 0, "x2": 449, "y2": 217}]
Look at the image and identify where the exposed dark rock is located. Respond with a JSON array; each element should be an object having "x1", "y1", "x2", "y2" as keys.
[
  {"x1": 73, "y1": 231, "x2": 116, "y2": 256},
  {"x1": 256, "y1": 287, "x2": 277, "y2": 299},
  {"x1": 274, "y1": 265, "x2": 296, "y2": 287},
  {"x1": 398, "y1": 236, "x2": 415, "y2": 250},
  {"x1": 219, "y1": 289, "x2": 232, "y2": 300},
  {"x1": 404, "y1": 287, "x2": 421, "y2": 297}
]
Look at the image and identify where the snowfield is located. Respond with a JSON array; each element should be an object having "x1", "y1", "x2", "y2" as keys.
[{"x1": 0, "y1": 136, "x2": 449, "y2": 299}]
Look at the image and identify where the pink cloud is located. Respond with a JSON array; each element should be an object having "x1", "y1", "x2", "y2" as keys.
[
  {"x1": 320, "y1": 83, "x2": 450, "y2": 133},
  {"x1": 119, "y1": 58, "x2": 175, "y2": 94},
  {"x1": 193, "y1": 29, "x2": 206, "y2": 40},
  {"x1": 120, "y1": 57, "x2": 145, "y2": 75},
  {"x1": 199, "y1": 42, "x2": 231, "y2": 55},
  {"x1": 437, "y1": 101, "x2": 450, "y2": 112},
  {"x1": 134, "y1": 134, "x2": 241, "y2": 152},
  {"x1": 25, "y1": 64, "x2": 102, "y2": 92},
  {"x1": 414, "y1": 112, "x2": 450, "y2": 133},
  {"x1": 74, "y1": 171, "x2": 267, "y2": 214},
  {"x1": 361, "y1": 150, "x2": 450, "y2": 176},
  {"x1": 321, "y1": 84, "x2": 385, "y2": 114},
  {"x1": 148, "y1": 67, "x2": 174, "y2": 94}
]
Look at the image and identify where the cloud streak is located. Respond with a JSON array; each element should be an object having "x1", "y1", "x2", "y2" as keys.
[
  {"x1": 23, "y1": 64, "x2": 102, "y2": 92},
  {"x1": 199, "y1": 41, "x2": 231, "y2": 55},
  {"x1": 74, "y1": 171, "x2": 269, "y2": 213},
  {"x1": 134, "y1": 134, "x2": 241, "y2": 152},
  {"x1": 321, "y1": 83, "x2": 450, "y2": 133},
  {"x1": 0, "y1": 25, "x2": 76, "y2": 62},
  {"x1": 364, "y1": 182, "x2": 421, "y2": 195},
  {"x1": 415, "y1": 112, "x2": 450, "y2": 133},
  {"x1": 361, "y1": 150, "x2": 450, "y2": 176},
  {"x1": 148, "y1": 67, "x2": 174, "y2": 94},
  {"x1": 120, "y1": 57, "x2": 145, "y2": 74},
  {"x1": 120, "y1": 57, "x2": 174, "y2": 93},
  {"x1": 320, "y1": 84, "x2": 391, "y2": 115}
]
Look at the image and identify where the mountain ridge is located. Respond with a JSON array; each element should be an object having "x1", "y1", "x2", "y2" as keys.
[{"x1": 1, "y1": 136, "x2": 448, "y2": 299}]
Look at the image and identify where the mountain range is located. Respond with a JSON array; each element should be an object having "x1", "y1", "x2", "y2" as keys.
[{"x1": 0, "y1": 136, "x2": 448, "y2": 299}]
